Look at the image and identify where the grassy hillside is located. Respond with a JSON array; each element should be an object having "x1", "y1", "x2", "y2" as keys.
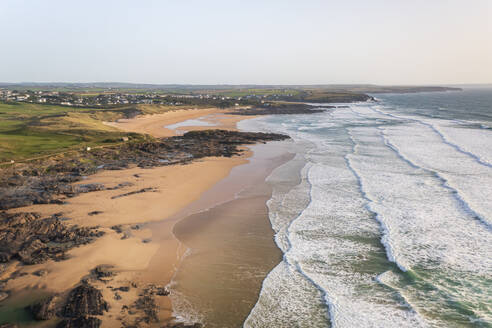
[
  {"x1": 190, "y1": 88, "x2": 303, "y2": 98},
  {"x1": 0, "y1": 102, "x2": 177, "y2": 162},
  {"x1": 268, "y1": 89, "x2": 373, "y2": 103}
]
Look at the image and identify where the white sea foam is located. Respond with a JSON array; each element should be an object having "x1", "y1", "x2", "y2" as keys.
[
  {"x1": 242, "y1": 98, "x2": 492, "y2": 326},
  {"x1": 432, "y1": 120, "x2": 492, "y2": 165},
  {"x1": 352, "y1": 105, "x2": 492, "y2": 228},
  {"x1": 244, "y1": 110, "x2": 430, "y2": 327}
]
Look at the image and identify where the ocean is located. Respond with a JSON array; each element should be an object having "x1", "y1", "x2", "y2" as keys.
[{"x1": 239, "y1": 88, "x2": 492, "y2": 328}]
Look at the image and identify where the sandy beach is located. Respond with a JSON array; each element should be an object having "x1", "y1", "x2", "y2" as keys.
[
  {"x1": 103, "y1": 107, "x2": 249, "y2": 138},
  {"x1": 167, "y1": 141, "x2": 293, "y2": 327},
  {"x1": 2, "y1": 107, "x2": 285, "y2": 327}
]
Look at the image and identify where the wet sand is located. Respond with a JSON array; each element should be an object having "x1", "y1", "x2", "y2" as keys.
[
  {"x1": 162, "y1": 141, "x2": 294, "y2": 327},
  {"x1": 104, "y1": 107, "x2": 249, "y2": 137}
]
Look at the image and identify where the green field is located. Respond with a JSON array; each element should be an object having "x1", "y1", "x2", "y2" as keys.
[
  {"x1": 192, "y1": 88, "x2": 303, "y2": 98},
  {"x1": 0, "y1": 86, "x2": 373, "y2": 162},
  {"x1": 0, "y1": 102, "x2": 178, "y2": 162}
]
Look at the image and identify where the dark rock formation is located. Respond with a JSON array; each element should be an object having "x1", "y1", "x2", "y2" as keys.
[
  {"x1": 134, "y1": 294, "x2": 159, "y2": 323},
  {"x1": 127, "y1": 283, "x2": 171, "y2": 325},
  {"x1": 141, "y1": 284, "x2": 169, "y2": 297},
  {"x1": 93, "y1": 265, "x2": 115, "y2": 281},
  {"x1": 0, "y1": 324, "x2": 18, "y2": 328},
  {"x1": 110, "y1": 225, "x2": 123, "y2": 233},
  {"x1": 26, "y1": 283, "x2": 107, "y2": 327},
  {"x1": 32, "y1": 269, "x2": 48, "y2": 276},
  {"x1": 106, "y1": 182, "x2": 133, "y2": 190},
  {"x1": 0, "y1": 130, "x2": 289, "y2": 211},
  {"x1": 0, "y1": 292, "x2": 9, "y2": 302},
  {"x1": 29, "y1": 295, "x2": 59, "y2": 320},
  {"x1": 111, "y1": 187, "x2": 156, "y2": 199},
  {"x1": 0, "y1": 180, "x2": 103, "y2": 210},
  {"x1": 56, "y1": 316, "x2": 101, "y2": 328},
  {"x1": 62, "y1": 284, "x2": 108, "y2": 317},
  {"x1": 0, "y1": 212, "x2": 103, "y2": 265},
  {"x1": 87, "y1": 211, "x2": 103, "y2": 216},
  {"x1": 230, "y1": 103, "x2": 327, "y2": 115},
  {"x1": 114, "y1": 286, "x2": 130, "y2": 292},
  {"x1": 163, "y1": 323, "x2": 203, "y2": 328}
]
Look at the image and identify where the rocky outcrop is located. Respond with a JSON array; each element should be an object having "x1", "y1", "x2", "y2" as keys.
[
  {"x1": 0, "y1": 324, "x2": 18, "y2": 328},
  {"x1": 163, "y1": 323, "x2": 203, "y2": 328},
  {"x1": 56, "y1": 316, "x2": 101, "y2": 328},
  {"x1": 0, "y1": 292, "x2": 9, "y2": 302},
  {"x1": 0, "y1": 130, "x2": 289, "y2": 211},
  {"x1": 111, "y1": 187, "x2": 156, "y2": 199},
  {"x1": 134, "y1": 294, "x2": 159, "y2": 324},
  {"x1": 29, "y1": 295, "x2": 59, "y2": 320},
  {"x1": 119, "y1": 283, "x2": 171, "y2": 325},
  {"x1": 93, "y1": 265, "x2": 115, "y2": 282},
  {"x1": 0, "y1": 212, "x2": 103, "y2": 265},
  {"x1": 144, "y1": 284, "x2": 169, "y2": 297},
  {"x1": 229, "y1": 103, "x2": 327, "y2": 115},
  {"x1": 62, "y1": 283, "x2": 108, "y2": 317},
  {"x1": 0, "y1": 177, "x2": 104, "y2": 210},
  {"x1": 26, "y1": 283, "x2": 106, "y2": 327}
]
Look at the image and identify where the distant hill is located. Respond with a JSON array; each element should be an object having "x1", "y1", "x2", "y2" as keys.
[{"x1": 0, "y1": 82, "x2": 463, "y2": 94}]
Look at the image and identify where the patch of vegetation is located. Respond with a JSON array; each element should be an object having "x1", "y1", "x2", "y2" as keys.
[
  {"x1": 0, "y1": 86, "x2": 373, "y2": 162},
  {"x1": 266, "y1": 89, "x2": 373, "y2": 103},
  {"x1": 192, "y1": 88, "x2": 303, "y2": 98},
  {"x1": 0, "y1": 102, "x2": 172, "y2": 162}
]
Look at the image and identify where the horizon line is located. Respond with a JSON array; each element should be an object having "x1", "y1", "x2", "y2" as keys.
[{"x1": 1, "y1": 82, "x2": 491, "y2": 87}]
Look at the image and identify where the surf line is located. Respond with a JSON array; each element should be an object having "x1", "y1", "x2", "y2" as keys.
[
  {"x1": 343, "y1": 128, "x2": 407, "y2": 272},
  {"x1": 377, "y1": 126, "x2": 492, "y2": 230},
  {"x1": 368, "y1": 106, "x2": 492, "y2": 169},
  {"x1": 277, "y1": 161, "x2": 335, "y2": 326},
  {"x1": 343, "y1": 127, "x2": 428, "y2": 325}
]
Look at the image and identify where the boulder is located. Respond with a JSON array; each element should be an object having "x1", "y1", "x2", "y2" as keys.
[
  {"x1": 29, "y1": 295, "x2": 59, "y2": 320},
  {"x1": 93, "y1": 265, "x2": 115, "y2": 281},
  {"x1": 0, "y1": 292, "x2": 9, "y2": 302},
  {"x1": 32, "y1": 269, "x2": 48, "y2": 276}
]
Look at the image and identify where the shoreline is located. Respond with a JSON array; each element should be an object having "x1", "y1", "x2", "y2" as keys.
[
  {"x1": 0, "y1": 108, "x2": 288, "y2": 327},
  {"x1": 167, "y1": 140, "x2": 293, "y2": 326}
]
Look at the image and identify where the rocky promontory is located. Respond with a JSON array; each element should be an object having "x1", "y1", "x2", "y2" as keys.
[
  {"x1": 0, "y1": 130, "x2": 289, "y2": 211},
  {"x1": 230, "y1": 103, "x2": 327, "y2": 115}
]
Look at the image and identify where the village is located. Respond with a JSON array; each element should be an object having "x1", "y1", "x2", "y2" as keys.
[{"x1": 0, "y1": 88, "x2": 280, "y2": 108}]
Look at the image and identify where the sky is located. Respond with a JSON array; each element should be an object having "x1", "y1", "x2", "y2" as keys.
[{"x1": 0, "y1": 0, "x2": 491, "y2": 85}]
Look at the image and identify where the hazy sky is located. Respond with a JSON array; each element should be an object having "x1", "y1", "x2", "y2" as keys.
[{"x1": 1, "y1": 0, "x2": 491, "y2": 85}]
